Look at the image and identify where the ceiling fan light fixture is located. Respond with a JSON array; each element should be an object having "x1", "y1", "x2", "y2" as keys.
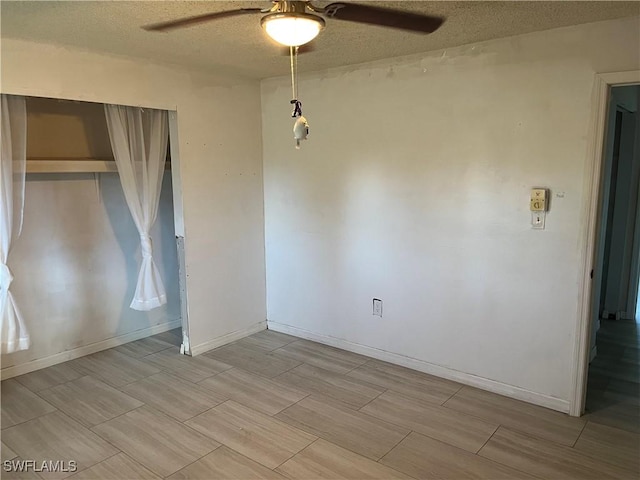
[{"x1": 261, "y1": 12, "x2": 325, "y2": 47}]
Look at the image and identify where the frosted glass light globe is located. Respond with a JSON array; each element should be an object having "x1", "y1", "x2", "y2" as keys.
[{"x1": 262, "y1": 14, "x2": 324, "y2": 47}]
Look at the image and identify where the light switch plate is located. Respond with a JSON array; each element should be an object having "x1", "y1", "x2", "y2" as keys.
[{"x1": 530, "y1": 188, "x2": 548, "y2": 212}]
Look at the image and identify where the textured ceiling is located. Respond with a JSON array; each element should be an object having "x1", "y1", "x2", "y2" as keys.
[{"x1": 2, "y1": 1, "x2": 639, "y2": 79}]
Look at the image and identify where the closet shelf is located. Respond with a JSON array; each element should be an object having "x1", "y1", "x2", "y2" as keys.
[{"x1": 26, "y1": 158, "x2": 171, "y2": 173}]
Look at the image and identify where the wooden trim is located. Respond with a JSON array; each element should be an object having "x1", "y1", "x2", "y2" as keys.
[
  {"x1": 169, "y1": 111, "x2": 185, "y2": 237},
  {"x1": 27, "y1": 159, "x2": 117, "y2": 173},
  {"x1": 570, "y1": 70, "x2": 640, "y2": 417},
  {"x1": 599, "y1": 71, "x2": 640, "y2": 85},
  {"x1": 26, "y1": 158, "x2": 171, "y2": 174}
]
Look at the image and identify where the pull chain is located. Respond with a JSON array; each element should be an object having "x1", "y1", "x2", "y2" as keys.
[
  {"x1": 290, "y1": 46, "x2": 301, "y2": 117},
  {"x1": 294, "y1": 45, "x2": 299, "y2": 100},
  {"x1": 289, "y1": 45, "x2": 309, "y2": 149},
  {"x1": 290, "y1": 46, "x2": 296, "y2": 101}
]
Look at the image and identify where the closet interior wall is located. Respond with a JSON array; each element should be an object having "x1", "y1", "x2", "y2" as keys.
[{"x1": 1, "y1": 97, "x2": 181, "y2": 371}]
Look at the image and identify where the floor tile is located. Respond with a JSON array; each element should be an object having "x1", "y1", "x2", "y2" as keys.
[
  {"x1": 198, "y1": 368, "x2": 308, "y2": 415},
  {"x1": 14, "y1": 362, "x2": 83, "y2": 392},
  {"x1": 2, "y1": 411, "x2": 118, "y2": 479},
  {"x1": 585, "y1": 390, "x2": 640, "y2": 433},
  {"x1": 381, "y1": 431, "x2": 535, "y2": 480},
  {"x1": 121, "y1": 372, "x2": 225, "y2": 421},
  {"x1": 444, "y1": 386, "x2": 585, "y2": 445},
  {"x1": 70, "y1": 349, "x2": 160, "y2": 388},
  {"x1": 1, "y1": 379, "x2": 57, "y2": 429},
  {"x1": 276, "y1": 363, "x2": 384, "y2": 409},
  {"x1": 168, "y1": 446, "x2": 286, "y2": 480},
  {"x1": 590, "y1": 360, "x2": 640, "y2": 384},
  {"x1": 596, "y1": 339, "x2": 627, "y2": 359},
  {"x1": 362, "y1": 390, "x2": 498, "y2": 452},
  {"x1": 1, "y1": 442, "x2": 17, "y2": 461},
  {"x1": 622, "y1": 345, "x2": 640, "y2": 362},
  {"x1": 276, "y1": 438, "x2": 412, "y2": 480},
  {"x1": 38, "y1": 376, "x2": 143, "y2": 428},
  {"x1": 149, "y1": 328, "x2": 183, "y2": 347},
  {"x1": 7, "y1": 325, "x2": 638, "y2": 480},
  {"x1": 586, "y1": 371, "x2": 612, "y2": 392},
  {"x1": 587, "y1": 383, "x2": 640, "y2": 407},
  {"x1": 574, "y1": 421, "x2": 640, "y2": 474},
  {"x1": 478, "y1": 426, "x2": 633, "y2": 479},
  {"x1": 583, "y1": 320, "x2": 640, "y2": 434},
  {"x1": 121, "y1": 372, "x2": 227, "y2": 422},
  {"x1": 144, "y1": 348, "x2": 233, "y2": 383},
  {"x1": 597, "y1": 322, "x2": 640, "y2": 349},
  {"x1": 273, "y1": 340, "x2": 368, "y2": 374},
  {"x1": 275, "y1": 395, "x2": 409, "y2": 460},
  {"x1": 113, "y1": 336, "x2": 173, "y2": 358},
  {"x1": 347, "y1": 360, "x2": 461, "y2": 405},
  {"x1": 185, "y1": 400, "x2": 316, "y2": 469},
  {"x1": 91, "y1": 406, "x2": 219, "y2": 478},
  {"x1": 205, "y1": 343, "x2": 301, "y2": 378},
  {"x1": 233, "y1": 330, "x2": 298, "y2": 353},
  {"x1": 606, "y1": 379, "x2": 640, "y2": 399},
  {"x1": 68, "y1": 453, "x2": 160, "y2": 480}
]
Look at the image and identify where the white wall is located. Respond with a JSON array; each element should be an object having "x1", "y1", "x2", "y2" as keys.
[
  {"x1": 262, "y1": 17, "x2": 640, "y2": 411},
  {"x1": 3, "y1": 173, "x2": 180, "y2": 368},
  {"x1": 1, "y1": 38, "x2": 267, "y2": 363}
]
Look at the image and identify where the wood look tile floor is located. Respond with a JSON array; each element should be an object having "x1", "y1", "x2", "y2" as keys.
[
  {"x1": 2, "y1": 328, "x2": 639, "y2": 479},
  {"x1": 584, "y1": 318, "x2": 640, "y2": 435}
]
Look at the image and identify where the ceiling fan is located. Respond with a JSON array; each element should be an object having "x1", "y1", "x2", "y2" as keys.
[{"x1": 144, "y1": 1, "x2": 445, "y2": 48}]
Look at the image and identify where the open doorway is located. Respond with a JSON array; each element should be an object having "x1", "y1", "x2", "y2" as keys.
[{"x1": 584, "y1": 84, "x2": 639, "y2": 429}]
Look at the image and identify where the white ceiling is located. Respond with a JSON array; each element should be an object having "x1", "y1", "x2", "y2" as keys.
[{"x1": 2, "y1": 1, "x2": 639, "y2": 79}]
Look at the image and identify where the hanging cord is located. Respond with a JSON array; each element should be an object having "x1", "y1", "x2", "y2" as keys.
[
  {"x1": 290, "y1": 46, "x2": 302, "y2": 118},
  {"x1": 290, "y1": 46, "x2": 295, "y2": 100},
  {"x1": 294, "y1": 45, "x2": 299, "y2": 100}
]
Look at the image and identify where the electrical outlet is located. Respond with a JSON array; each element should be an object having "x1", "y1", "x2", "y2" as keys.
[{"x1": 373, "y1": 298, "x2": 382, "y2": 317}]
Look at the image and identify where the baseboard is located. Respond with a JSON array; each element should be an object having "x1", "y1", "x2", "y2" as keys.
[
  {"x1": 267, "y1": 321, "x2": 571, "y2": 414},
  {"x1": 190, "y1": 321, "x2": 267, "y2": 356},
  {"x1": 1, "y1": 319, "x2": 182, "y2": 380}
]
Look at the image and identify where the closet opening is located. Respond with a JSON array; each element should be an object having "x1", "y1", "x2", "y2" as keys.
[{"x1": 3, "y1": 96, "x2": 190, "y2": 375}]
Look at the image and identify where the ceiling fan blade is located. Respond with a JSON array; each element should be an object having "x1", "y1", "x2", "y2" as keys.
[
  {"x1": 143, "y1": 8, "x2": 263, "y2": 32},
  {"x1": 322, "y1": 3, "x2": 444, "y2": 33}
]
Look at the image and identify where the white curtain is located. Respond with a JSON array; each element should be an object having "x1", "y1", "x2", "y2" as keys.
[
  {"x1": 0, "y1": 95, "x2": 29, "y2": 353},
  {"x1": 104, "y1": 104, "x2": 169, "y2": 311}
]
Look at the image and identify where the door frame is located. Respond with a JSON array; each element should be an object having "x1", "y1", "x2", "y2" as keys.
[
  {"x1": 168, "y1": 111, "x2": 191, "y2": 355},
  {"x1": 570, "y1": 70, "x2": 640, "y2": 417}
]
